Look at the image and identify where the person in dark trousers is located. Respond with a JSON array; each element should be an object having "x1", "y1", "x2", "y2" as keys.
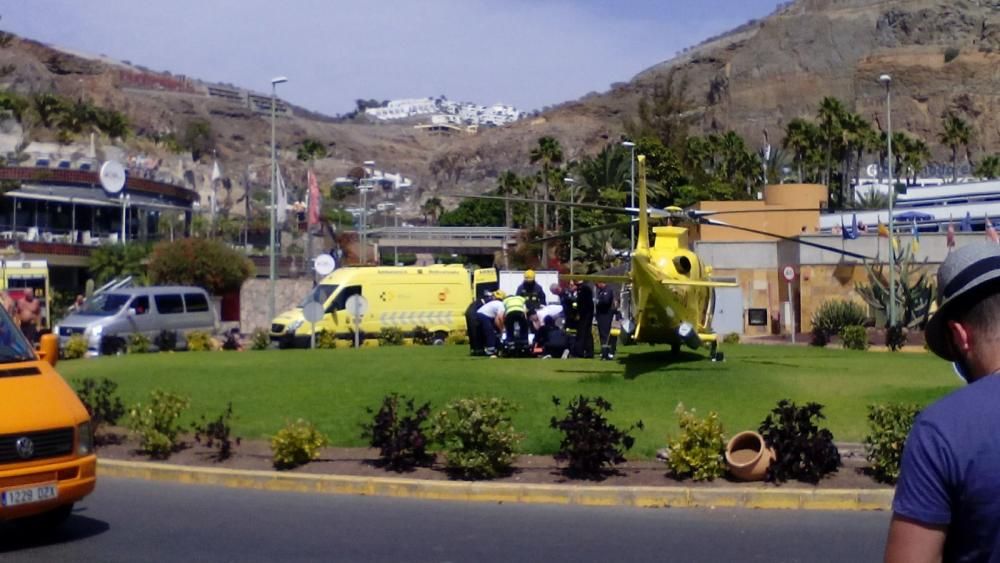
[
  {"x1": 516, "y1": 270, "x2": 547, "y2": 312},
  {"x1": 536, "y1": 316, "x2": 570, "y2": 359},
  {"x1": 476, "y1": 290, "x2": 506, "y2": 358},
  {"x1": 465, "y1": 291, "x2": 492, "y2": 355},
  {"x1": 595, "y1": 281, "x2": 618, "y2": 360},
  {"x1": 572, "y1": 280, "x2": 595, "y2": 358},
  {"x1": 502, "y1": 293, "x2": 529, "y2": 343},
  {"x1": 885, "y1": 243, "x2": 1000, "y2": 562},
  {"x1": 556, "y1": 283, "x2": 578, "y2": 354}
]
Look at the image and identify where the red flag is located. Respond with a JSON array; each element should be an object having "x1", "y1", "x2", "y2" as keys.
[
  {"x1": 946, "y1": 218, "x2": 956, "y2": 249},
  {"x1": 307, "y1": 169, "x2": 321, "y2": 226},
  {"x1": 988, "y1": 216, "x2": 999, "y2": 244}
]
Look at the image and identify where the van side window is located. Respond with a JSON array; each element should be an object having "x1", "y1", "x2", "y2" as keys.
[
  {"x1": 184, "y1": 293, "x2": 209, "y2": 312},
  {"x1": 154, "y1": 294, "x2": 184, "y2": 315},
  {"x1": 131, "y1": 296, "x2": 149, "y2": 315},
  {"x1": 329, "y1": 286, "x2": 362, "y2": 311}
]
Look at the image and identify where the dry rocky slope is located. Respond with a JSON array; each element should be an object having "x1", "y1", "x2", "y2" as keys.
[{"x1": 1, "y1": 0, "x2": 998, "y2": 217}]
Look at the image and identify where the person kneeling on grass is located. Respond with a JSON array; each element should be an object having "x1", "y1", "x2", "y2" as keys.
[
  {"x1": 536, "y1": 316, "x2": 570, "y2": 359},
  {"x1": 476, "y1": 290, "x2": 506, "y2": 357}
]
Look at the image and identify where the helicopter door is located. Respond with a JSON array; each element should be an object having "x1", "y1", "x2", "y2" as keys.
[{"x1": 712, "y1": 285, "x2": 744, "y2": 336}]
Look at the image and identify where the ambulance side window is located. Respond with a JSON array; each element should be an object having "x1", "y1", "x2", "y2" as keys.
[
  {"x1": 328, "y1": 286, "x2": 362, "y2": 312},
  {"x1": 131, "y1": 296, "x2": 149, "y2": 315}
]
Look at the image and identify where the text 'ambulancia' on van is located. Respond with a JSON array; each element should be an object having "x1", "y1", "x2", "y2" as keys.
[
  {"x1": 55, "y1": 286, "x2": 218, "y2": 356},
  {"x1": 0, "y1": 326, "x2": 95, "y2": 528}
]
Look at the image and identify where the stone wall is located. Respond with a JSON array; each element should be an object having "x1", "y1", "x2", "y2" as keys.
[{"x1": 240, "y1": 278, "x2": 314, "y2": 332}]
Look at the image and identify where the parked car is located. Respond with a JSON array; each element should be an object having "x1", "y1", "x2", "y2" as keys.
[{"x1": 55, "y1": 286, "x2": 218, "y2": 356}]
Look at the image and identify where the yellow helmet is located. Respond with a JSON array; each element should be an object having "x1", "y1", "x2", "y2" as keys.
[
  {"x1": 524, "y1": 269, "x2": 536, "y2": 281},
  {"x1": 493, "y1": 290, "x2": 507, "y2": 300}
]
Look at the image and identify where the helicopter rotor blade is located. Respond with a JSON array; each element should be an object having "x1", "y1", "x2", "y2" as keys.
[
  {"x1": 699, "y1": 217, "x2": 876, "y2": 261},
  {"x1": 531, "y1": 219, "x2": 636, "y2": 243}
]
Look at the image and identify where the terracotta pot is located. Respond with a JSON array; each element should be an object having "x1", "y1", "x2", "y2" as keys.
[{"x1": 725, "y1": 431, "x2": 775, "y2": 482}]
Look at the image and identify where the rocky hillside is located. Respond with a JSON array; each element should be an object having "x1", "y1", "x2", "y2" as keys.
[{"x1": 1, "y1": 0, "x2": 999, "y2": 217}]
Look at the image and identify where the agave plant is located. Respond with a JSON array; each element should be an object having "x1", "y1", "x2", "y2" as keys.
[{"x1": 855, "y1": 243, "x2": 933, "y2": 330}]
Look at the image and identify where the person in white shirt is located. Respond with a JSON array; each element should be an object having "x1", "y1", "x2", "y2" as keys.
[{"x1": 476, "y1": 291, "x2": 506, "y2": 357}]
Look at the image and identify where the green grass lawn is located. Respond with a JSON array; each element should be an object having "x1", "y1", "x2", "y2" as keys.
[{"x1": 58, "y1": 344, "x2": 959, "y2": 458}]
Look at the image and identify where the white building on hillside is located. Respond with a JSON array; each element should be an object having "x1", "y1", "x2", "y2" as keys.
[{"x1": 366, "y1": 97, "x2": 525, "y2": 127}]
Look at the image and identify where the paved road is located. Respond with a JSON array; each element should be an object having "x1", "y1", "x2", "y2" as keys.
[{"x1": 2, "y1": 478, "x2": 890, "y2": 562}]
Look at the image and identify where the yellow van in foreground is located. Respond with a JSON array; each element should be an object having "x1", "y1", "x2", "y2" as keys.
[
  {"x1": 0, "y1": 327, "x2": 95, "y2": 528},
  {"x1": 271, "y1": 265, "x2": 497, "y2": 347}
]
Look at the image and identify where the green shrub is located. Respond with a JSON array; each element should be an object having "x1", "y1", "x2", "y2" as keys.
[
  {"x1": 550, "y1": 395, "x2": 643, "y2": 479},
  {"x1": 665, "y1": 404, "x2": 726, "y2": 481},
  {"x1": 251, "y1": 328, "x2": 270, "y2": 350},
  {"x1": 74, "y1": 377, "x2": 126, "y2": 445},
  {"x1": 155, "y1": 329, "x2": 178, "y2": 352},
  {"x1": 886, "y1": 324, "x2": 908, "y2": 352},
  {"x1": 63, "y1": 335, "x2": 88, "y2": 359},
  {"x1": 723, "y1": 332, "x2": 740, "y2": 345},
  {"x1": 810, "y1": 326, "x2": 830, "y2": 347},
  {"x1": 432, "y1": 397, "x2": 521, "y2": 479},
  {"x1": 411, "y1": 325, "x2": 434, "y2": 346},
  {"x1": 270, "y1": 419, "x2": 328, "y2": 469},
  {"x1": 316, "y1": 330, "x2": 338, "y2": 349},
  {"x1": 811, "y1": 300, "x2": 868, "y2": 345},
  {"x1": 128, "y1": 333, "x2": 151, "y2": 354},
  {"x1": 839, "y1": 325, "x2": 869, "y2": 351},
  {"x1": 147, "y1": 237, "x2": 254, "y2": 294},
  {"x1": 864, "y1": 403, "x2": 921, "y2": 484},
  {"x1": 192, "y1": 402, "x2": 239, "y2": 461},
  {"x1": 186, "y1": 330, "x2": 213, "y2": 352},
  {"x1": 759, "y1": 400, "x2": 840, "y2": 484},
  {"x1": 127, "y1": 390, "x2": 190, "y2": 459},
  {"x1": 361, "y1": 394, "x2": 432, "y2": 472},
  {"x1": 446, "y1": 333, "x2": 468, "y2": 346},
  {"x1": 378, "y1": 326, "x2": 404, "y2": 346}
]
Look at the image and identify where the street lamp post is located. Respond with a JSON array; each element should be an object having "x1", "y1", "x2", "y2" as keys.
[
  {"x1": 880, "y1": 74, "x2": 896, "y2": 328},
  {"x1": 360, "y1": 160, "x2": 375, "y2": 264},
  {"x1": 268, "y1": 76, "x2": 287, "y2": 324},
  {"x1": 564, "y1": 177, "x2": 578, "y2": 274},
  {"x1": 622, "y1": 141, "x2": 636, "y2": 251}
]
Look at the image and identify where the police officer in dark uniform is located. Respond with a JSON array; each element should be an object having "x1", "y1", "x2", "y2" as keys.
[
  {"x1": 516, "y1": 270, "x2": 547, "y2": 312},
  {"x1": 572, "y1": 280, "x2": 595, "y2": 359},
  {"x1": 595, "y1": 281, "x2": 618, "y2": 360}
]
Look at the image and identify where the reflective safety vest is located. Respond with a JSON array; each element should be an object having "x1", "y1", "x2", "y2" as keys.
[{"x1": 503, "y1": 295, "x2": 527, "y2": 315}]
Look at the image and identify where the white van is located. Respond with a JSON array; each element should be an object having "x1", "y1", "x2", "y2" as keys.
[{"x1": 55, "y1": 286, "x2": 218, "y2": 355}]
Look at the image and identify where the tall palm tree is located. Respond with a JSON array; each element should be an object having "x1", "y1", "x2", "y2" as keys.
[
  {"x1": 839, "y1": 112, "x2": 873, "y2": 205},
  {"x1": 420, "y1": 197, "x2": 444, "y2": 225},
  {"x1": 496, "y1": 170, "x2": 521, "y2": 229},
  {"x1": 938, "y1": 113, "x2": 973, "y2": 183},
  {"x1": 782, "y1": 118, "x2": 818, "y2": 183},
  {"x1": 975, "y1": 154, "x2": 1000, "y2": 179},
  {"x1": 529, "y1": 136, "x2": 563, "y2": 264},
  {"x1": 902, "y1": 137, "x2": 930, "y2": 185},
  {"x1": 817, "y1": 97, "x2": 846, "y2": 188}
]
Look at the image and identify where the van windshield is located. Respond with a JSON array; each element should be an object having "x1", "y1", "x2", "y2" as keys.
[
  {"x1": 0, "y1": 307, "x2": 33, "y2": 363},
  {"x1": 79, "y1": 293, "x2": 131, "y2": 316},
  {"x1": 300, "y1": 284, "x2": 337, "y2": 308}
]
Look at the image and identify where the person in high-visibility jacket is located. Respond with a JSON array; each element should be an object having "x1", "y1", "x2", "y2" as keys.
[{"x1": 502, "y1": 293, "x2": 529, "y2": 343}]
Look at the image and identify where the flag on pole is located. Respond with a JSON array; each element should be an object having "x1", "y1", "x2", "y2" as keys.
[
  {"x1": 841, "y1": 216, "x2": 858, "y2": 240},
  {"x1": 946, "y1": 216, "x2": 956, "y2": 250},
  {"x1": 910, "y1": 218, "x2": 920, "y2": 253},
  {"x1": 877, "y1": 221, "x2": 889, "y2": 238},
  {"x1": 276, "y1": 164, "x2": 288, "y2": 226},
  {"x1": 307, "y1": 169, "x2": 321, "y2": 227},
  {"x1": 987, "y1": 215, "x2": 999, "y2": 244},
  {"x1": 210, "y1": 160, "x2": 221, "y2": 218}
]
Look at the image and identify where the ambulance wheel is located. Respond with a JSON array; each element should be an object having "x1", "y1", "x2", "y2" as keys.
[
  {"x1": 671, "y1": 344, "x2": 681, "y2": 356},
  {"x1": 432, "y1": 331, "x2": 448, "y2": 346}
]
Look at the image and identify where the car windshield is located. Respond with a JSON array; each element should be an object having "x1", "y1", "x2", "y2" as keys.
[
  {"x1": 0, "y1": 306, "x2": 34, "y2": 363},
  {"x1": 299, "y1": 284, "x2": 337, "y2": 308},
  {"x1": 79, "y1": 293, "x2": 132, "y2": 316}
]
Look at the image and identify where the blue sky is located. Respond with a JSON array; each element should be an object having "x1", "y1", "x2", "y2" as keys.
[{"x1": 2, "y1": 1, "x2": 781, "y2": 115}]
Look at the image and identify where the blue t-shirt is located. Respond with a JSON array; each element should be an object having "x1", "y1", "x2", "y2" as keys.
[{"x1": 894, "y1": 374, "x2": 1000, "y2": 562}]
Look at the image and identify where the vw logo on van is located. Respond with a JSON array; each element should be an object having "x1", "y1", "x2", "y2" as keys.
[{"x1": 15, "y1": 437, "x2": 34, "y2": 459}]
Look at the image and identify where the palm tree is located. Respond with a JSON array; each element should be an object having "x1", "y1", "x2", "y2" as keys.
[
  {"x1": 782, "y1": 118, "x2": 818, "y2": 183},
  {"x1": 938, "y1": 113, "x2": 973, "y2": 183},
  {"x1": 839, "y1": 112, "x2": 873, "y2": 205},
  {"x1": 420, "y1": 197, "x2": 444, "y2": 225},
  {"x1": 817, "y1": 97, "x2": 846, "y2": 188},
  {"x1": 975, "y1": 154, "x2": 1000, "y2": 179},
  {"x1": 496, "y1": 170, "x2": 521, "y2": 229},
  {"x1": 529, "y1": 136, "x2": 563, "y2": 265},
  {"x1": 902, "y1": 137, "x2": 930, "y2": 185}
]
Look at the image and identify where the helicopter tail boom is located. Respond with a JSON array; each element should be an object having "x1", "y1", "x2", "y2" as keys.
[{"x1": 661, "y1": 280, "x2": 739, "y2": 288}]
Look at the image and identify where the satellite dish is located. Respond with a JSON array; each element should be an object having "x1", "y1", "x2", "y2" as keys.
[
  {"x1": 99, "y1": 160, "x2": 126, "y2": 194},
  {"x1": 314, "y1": 254, "x2": 336, "y2": 276}
]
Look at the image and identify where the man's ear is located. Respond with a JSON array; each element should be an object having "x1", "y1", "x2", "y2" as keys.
[{"x1": 948, "y1": 319, "x2": 972, "y2": 356}]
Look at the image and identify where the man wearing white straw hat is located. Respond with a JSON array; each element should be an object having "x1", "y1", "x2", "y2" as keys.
[{"x1": 886, "y1": 242, "x2": 1000, "y2": 562}]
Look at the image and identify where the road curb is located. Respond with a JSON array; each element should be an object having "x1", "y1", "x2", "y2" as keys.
[{"x1": 97, "y1": 459, "x2": 893, "y2": 511}]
